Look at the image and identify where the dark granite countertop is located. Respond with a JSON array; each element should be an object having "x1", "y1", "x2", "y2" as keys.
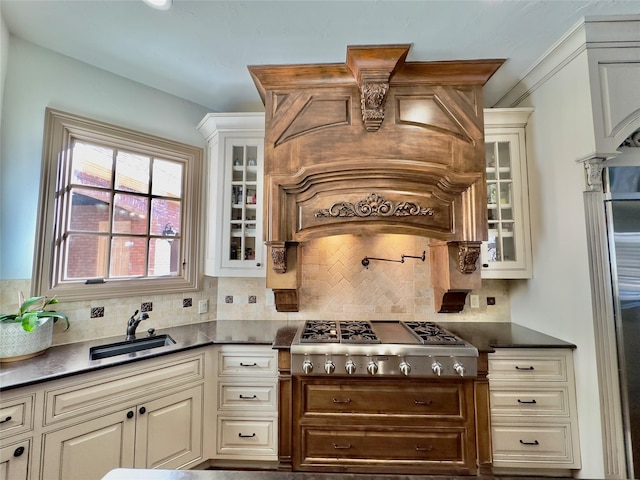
[
  {"x1": 441, "y1": 322, "x2": 576, "y2": 353},
  {"x1": 0, "y1": 320, "x2": 293, "y2": 391}
]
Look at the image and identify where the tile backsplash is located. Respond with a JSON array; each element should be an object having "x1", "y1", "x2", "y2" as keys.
[{"x1": 1, "y1": 235, "x2": 510, "y2": 346}]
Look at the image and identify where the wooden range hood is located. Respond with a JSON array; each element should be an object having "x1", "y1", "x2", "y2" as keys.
[{"x1": 249, "y1": 45, "x2": 504, "y2": 313}]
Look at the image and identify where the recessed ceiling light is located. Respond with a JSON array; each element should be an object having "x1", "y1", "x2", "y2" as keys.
[{"x1": 142, "y1": 0, "x2": 172, "y2": 11}]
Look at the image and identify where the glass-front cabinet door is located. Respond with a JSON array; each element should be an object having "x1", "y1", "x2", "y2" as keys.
[
  {"x1": 482, "y1": 108, "x2": 533, "y2": 279},
  {"x1": 198, "y1": 113, "x2": 266, "y2": 277}
]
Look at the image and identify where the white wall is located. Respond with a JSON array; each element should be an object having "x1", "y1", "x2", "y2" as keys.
[
  {"x1": 509, "y1": 51, "x2": 604, "y2": 478},
  {"x1": 0, "y1": 36, "x2": 210, "y2": 280}
]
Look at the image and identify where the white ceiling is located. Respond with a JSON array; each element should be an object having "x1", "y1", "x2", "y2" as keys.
[{"x1": 2, "y1": 0, "x2": 639, "y2": 112}]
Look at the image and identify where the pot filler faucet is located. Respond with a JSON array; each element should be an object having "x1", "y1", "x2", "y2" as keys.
[{"x1": 126, "y1": 310, "x2": 149, "y2": 341}]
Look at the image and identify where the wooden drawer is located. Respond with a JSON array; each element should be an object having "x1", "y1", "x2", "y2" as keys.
[
  {"x1": 218, "y1": 382, "x2": 277, "y2": 411},
  {"x1": 490, "y1": 387, "x2": 570, "y2": 417},
  {"x1": 0, "y1": 394, "x2": 34, "y2": 439},
  {"x1": 300, "y1": 379, "x2": 466, "y2": 418},
  {"x1": 489, "y1": 350, "x2": 568, "y2": 382},
  {"x1": 44, "y1": 353, "x2": 204, "y2": 424},
  {"x1": 217, "y1": 349, "x2": 276, "y2": 377},
  {"x1": 491, "y1": 423, "x2": 575, "y2": 465},
  {"x1": 301, "y1": 427, "x2": 466, "y2": 463},
  {"x1": 217, "y1": 417, "x2": 277, "y2": 456}
]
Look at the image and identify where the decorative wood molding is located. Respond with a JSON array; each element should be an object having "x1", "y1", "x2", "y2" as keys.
[
  {"x1": 359, "y1": 82, "x2": 389, "y2": 131},
  {"x1": 315, "y1": 193, "x2": 435, "y2": 218},
  {"x1": 621, "y1": 127, "x2": 640, "y2": 147},
  {"x1": 583, "y1": 157, "x2": 605, "y2": 192},
  {"x1": 457, "y1": 242, "x2": 481, "y2": 274},
  {"x1": 268, "y1": 242, "x2": 288, "y2": 274}
]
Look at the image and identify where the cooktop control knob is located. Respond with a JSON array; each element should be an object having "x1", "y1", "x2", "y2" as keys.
[
  {"x1": 367, "y1": 360, "x2": 378, "y2": 375},
  {"x1": 345, "y1": 359, "x2": 357, "y2": 375},
  {"x1": 302, "y1": 359, "x2": 313, "y2": 374},
  {"x1": 399, "y1": 360, "x2": 411, "y2": 376},
  {"x1": 324, "y1": 359, "x2": 335, "y2": 374},
  {"x1": 453, "y1": 361, "x2": 466, "y2": 377},
  {"x1": 431, "y1": 361, "x2": 443, "y2": 376}
]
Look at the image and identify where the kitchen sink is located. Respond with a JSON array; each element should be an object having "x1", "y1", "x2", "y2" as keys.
[{"x1": 89, "y1": 335, "x2": 176, "y2": 360}]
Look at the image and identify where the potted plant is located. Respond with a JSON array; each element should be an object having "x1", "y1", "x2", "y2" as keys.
[{"x1": 0, "y1": 293, "x2": 69, "y2": 362}]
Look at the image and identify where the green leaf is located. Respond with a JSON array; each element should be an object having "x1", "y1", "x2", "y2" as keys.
[
  {"x1": 21, "y1": 312, "x2": 39, "y2": 332},
  {"x1": 19, "y1": 296, "x2": 45, "y2": 315}
]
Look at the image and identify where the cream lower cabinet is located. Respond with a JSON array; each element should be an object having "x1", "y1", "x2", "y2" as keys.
[
  {"x1": 213, "y1": 345, "x2": 277, "y2": 461},
  {"x1": 41, "y1": 385, "x2": 202, "y2": 479},
  {"x1": 0, "y1": 348, "x2": 209, "y2": 480},
  {"x1": 488, "y1": 348, "x2": 581, "y2": 474}
]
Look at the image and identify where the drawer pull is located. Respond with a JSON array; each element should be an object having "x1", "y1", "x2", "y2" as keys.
[
  {"x1": 415, "y1": 445, "x2": 433, "y2": 452},
  {"x1": 239, "y1": 394, "x2": 258, "y2": 400},
  {"x1": 238, "y1": 432, "x2": 256, "y2": 438},
  {"x1": 332, "y1": 398, "x2": 351, "y2": 404},
  {"x1": 333, "y1": 443, "x2": 352, "y2": 449},
  {"x1": 517, "y1": 399, "x2": 537, "y2": 404},
  {"x1": 0, "y1": 416, "x2": 12, "y2": 424},
  {"x1": 515, "y1": 365, "x2": 535, "y2": 371},
  {"x1": 13, "y1": 446, "x2": 25, "y2": 458},
  {"x1": 519, "y1": 439, "x2": 540, "y2": 446},
  {"x1": 414, "y1": 399, "x2": 432, "y2": 405},
  {"x1": 240, "y1": 362, "x2": 258, "y2": 367}
]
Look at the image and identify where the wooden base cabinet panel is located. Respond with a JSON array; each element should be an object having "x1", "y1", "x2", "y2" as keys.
[
  {"x1": 134, "y1": 386, "x2": 203, "y2": 469},
  {"x1": 491, "y1": 424, "x2": 575, "y2": 464},
  {"x1": 293, "y1": 377, "x2": 477, "y2": 475},
  {"x1": 0, "y1": 439, "x2": 31, "y2": 480},
  {"x1": 41, "y1": 409, "x2": 136, "y2": 480}
]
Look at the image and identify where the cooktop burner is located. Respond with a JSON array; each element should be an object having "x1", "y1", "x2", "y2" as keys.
[
  {"x1": 300, "y1": 320, "x2": 381, "y2": 343},
  {"x1": 404, "y1": 321, "x2": 465, "y2": 345}
]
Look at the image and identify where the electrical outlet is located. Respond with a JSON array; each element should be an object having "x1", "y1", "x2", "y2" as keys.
[
  {"x1": 470, "y1": 294, "x2": 480, "y2": 308},
  {"x1": 198, "y1": 299, "x2": 208, "y2": 314}
]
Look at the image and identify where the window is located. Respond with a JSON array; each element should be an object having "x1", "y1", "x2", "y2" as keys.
[{"x1": 33, "y1": 108, "x2": 202, "y2": 301}]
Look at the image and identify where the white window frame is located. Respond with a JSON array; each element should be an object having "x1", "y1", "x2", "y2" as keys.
[{"x1": 33, "y1": 108, "x2": 203, "y2": 301}]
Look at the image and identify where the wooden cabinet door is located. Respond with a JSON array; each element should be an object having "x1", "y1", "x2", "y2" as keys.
[
  {"x1": 41, "y1": 409, "x2": 135, "y2": 480},
  {"x1": 0, "y1": 439, "x2": 30, "y2": 480},
  {"x1": 133, "y1": 386, "x2": 203, "y2": 469}
]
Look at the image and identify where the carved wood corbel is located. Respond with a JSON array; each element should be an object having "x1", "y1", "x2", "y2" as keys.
[
  {"x1": 346, "y1": 44, "x2": 411, "y2": 132},
  {"x1": 457, "y1": 242, "x2": 481, "y2": 274},
  {"x1": 268, "y1": 241, "x2": 288, "y2": 274}
]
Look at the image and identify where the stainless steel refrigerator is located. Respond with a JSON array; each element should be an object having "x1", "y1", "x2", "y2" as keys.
[{"x1": 605, "y1": 164, "x2": 640, "y2": 478}]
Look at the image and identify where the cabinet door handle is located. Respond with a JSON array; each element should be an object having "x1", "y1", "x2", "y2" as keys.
[
  {"x1": 414, "y1": 399, "x2": 432, "y2": 405},
  {"x1": 333, "y1": 443, "x2": 352, "y2": 449},
  {"x1": 517, "y1": 399, "x2": 537, "y2": 404},
  {"x1": 13, "y1": 446, "x2": 25, "y2": 458},
  {"x1": 415, "y1": 445, "x2": 433, "y2": 451},
  {"x1": 126, "y1": 411, "x2": 134, "y2": 419},
  {"x1": 239, "y1": 394, "x2": 257, "y2": 400},
  {"x1": 332, "y1": 398, "x2": 351, "y2": 404},
  {"x1": 139, "y1": 407, "x2": 146, "y2": 415},
  {"x1": 240, "y1": 362, "x2": 257, "y2": 367},
  {"x1": 238, "y1": 433, "x2": 256, "y2": 438},
  {"x1": 0, "y1": 416, "x2": 12, "y2": 424},
  {"x1": 515, "y1": 365, "x2": 535, "y2": 371},
  {"x1": 519, "y1": 439, "x2": 540, "y2": 446}
]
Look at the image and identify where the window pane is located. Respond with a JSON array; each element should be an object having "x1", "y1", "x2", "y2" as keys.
[
  {"x1": 69, "y1": 188, "x2": 111, "y2": 232},
  {"x1": 110, "y1": 237, "x2": 147, "y2": 277},
  {"x1": 150, "y1": 199, "x2": 181, "y2": 236},
  {"x1": 113, "y1": 193, "x2": 149, "y2": 234},
  {"x1": 71, "y1": 141, "x2": 113, "y2": 188},
  {"x1": 115, "y1": 151, "x2": 150, "y2": 194},
  {"x1": 149, "y1": 238, "x2": 181, "y2": 276},
  {"x1": 152, "y1": 159, "x2": 182, "y2": 198},
  {"x1": 64, "y1": 234, "x2": 109, "y2": 279}
]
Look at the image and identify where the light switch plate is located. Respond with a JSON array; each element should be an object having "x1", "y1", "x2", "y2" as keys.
[
  {"x1": 198, "y1": 299, "x2": 208, "y2": 314},
  {"x1": 470, "y1": 295, "x2": 480, "y2": 308}
]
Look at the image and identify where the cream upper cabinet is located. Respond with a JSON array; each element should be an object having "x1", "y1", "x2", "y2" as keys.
[
  {"x1": 198, "y1": 113, "x2": 266, "y2": 277},
  {"x1": 482, "y1": 108, "x2": 534, "y2": 279}
]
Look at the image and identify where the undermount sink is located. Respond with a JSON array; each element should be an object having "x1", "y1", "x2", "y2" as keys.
[{"x1": 89, "y1": 335, "x2": 176, "y2": 360}]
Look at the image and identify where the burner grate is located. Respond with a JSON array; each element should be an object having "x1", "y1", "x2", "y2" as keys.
[
  {"x1": 299, "y1": 320, "x2": 339, "y2": 343},
  {"x1": 403, "y1": 321, "x2": 465, "y2": 345},
  {"x1": 339, "y1": 321, "x2": 381, "y2": 344}
]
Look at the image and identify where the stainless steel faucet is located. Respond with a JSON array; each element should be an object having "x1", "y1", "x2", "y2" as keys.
[{"x1": 126, "y1": 310, "x2": 149, "y2": 341}]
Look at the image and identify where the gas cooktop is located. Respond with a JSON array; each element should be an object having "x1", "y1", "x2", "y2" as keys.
[{"x1": 291, "y1": 320, "x2": 478, "y2": 377}]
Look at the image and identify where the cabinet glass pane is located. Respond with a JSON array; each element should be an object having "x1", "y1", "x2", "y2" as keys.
[{"x1": 486, "y1": 140, "x2": 517, "y2": 264}]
